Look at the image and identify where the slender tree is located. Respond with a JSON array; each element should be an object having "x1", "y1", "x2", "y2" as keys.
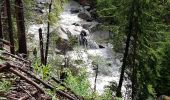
[
  {"x1": 116, "y1": 0, "x2": 136, "y2": 97},
  {"x1": 0, "y1": 2, "x2": 3, "y2": 49},
  {"x1": 15, "y1": 0, "x2": 27, "y2": 56},
  {"x1": 39, "y1": 28, "x2": 45, "y2": 65},
  {"x1": 131, "y1": 5, "x2": 140, "y2": 100},
  {"x1": 6, "y1": 0, "x2": 15, "y2": 54},
  {"x1": 45, "y1": 0, "x2": 52, "y2": 65}
]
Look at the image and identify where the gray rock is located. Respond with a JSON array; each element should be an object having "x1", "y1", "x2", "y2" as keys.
[
  {"x1": 70, "y1": 8, "x2": 80, "y2": 14},
  {"x1": 78, "y1": 10, "x2": 92, "y2": 21},
  {"x1": 89, "y1": 22, "x2": 99, "y2": 32},
  {"x1": 81, "y1": 22, "x2": 91, "y2": 29},
  {"x1": 57, "y1": 27, "x2": 69, "y2": 40},
  {"x1": 72, "y1": 23, "x2": 80, "y2": 26},
  {"x1": 56, "y1": 38, "x2": 73, "y2": 55},
  {"x1": 99, "y1": 45, "x2": 105, "y2": 48},
  {"x1": 84, "y1": 5, "x2": 91, "y2": 11}
]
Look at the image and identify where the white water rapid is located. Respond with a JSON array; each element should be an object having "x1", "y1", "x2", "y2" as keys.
[
  {"x1": 59, "y1": 0, "x2": 124, "y2": 96},
  {"x1": 27, "y1": 0, "x2": 127, "y2": 98}
]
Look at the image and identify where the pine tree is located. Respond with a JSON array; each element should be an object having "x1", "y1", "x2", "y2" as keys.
[
  {"x1": 15, "y1": 0, "x2": 27, "y2": 56},
  {"x1": 6, "y1": 0, "x2": 15, "y2": 54}
]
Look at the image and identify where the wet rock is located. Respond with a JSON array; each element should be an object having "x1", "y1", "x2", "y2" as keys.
[
  {"x1": 58, "y1": 27, "x2": 69, "y2": 40},
  {"x1": 81, "y1": 30, "x2": 87, "y2": 36},
  {"x1": 84, "y1": 5, "x2": 91, "y2": 11},
  {"x1": 90, "y1": 9, "x2": 97, "y2": 19},
  {"x1": 78, "y1": 10, "x2": 92, "y2": 21},
  {"x1": 56, "y1": 38, "x2": 73, "y2": 55},
  {"x1": 89, "y1": 22, "x2": 99, "y2": 32},
  {"x1": 72, "y1": 23, "x2": 80, "y2": 26},
  {"x1": 34, "y1": 8, "x2": 44, "y2": 14},
  {"x1": 70, "y1": 8, "x2": 80, "y2": 14},
  {"x1": 66, "y1": 29, "x2": 74, "y2": 37},
  {"x1": 36, "y1": 3, "x2": 44, "y2": 9},
  {"x1": 81, "y1": 22, "x2": 91, "y2": 29},
  {"x1": 36, "y1": 0, "x2": 51, "y2": 4},
  {"x1": 99, "y1": 45, "x2": 105, "y2": 48},
  {"x1": 82, "y1": 0, "x2": 91, "y2": 6}
]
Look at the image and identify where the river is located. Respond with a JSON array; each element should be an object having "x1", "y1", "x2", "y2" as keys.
[{"x1": 28, "y1": 0, "x2": 127, "y2": 98}]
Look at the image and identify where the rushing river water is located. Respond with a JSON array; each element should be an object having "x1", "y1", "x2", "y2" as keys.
[
  {"x1": 28, "y1": 0, "x2": 127, "y2": 98},
  {"x1": 59, "y1": 0, "x2": 124, "y2": 95}
]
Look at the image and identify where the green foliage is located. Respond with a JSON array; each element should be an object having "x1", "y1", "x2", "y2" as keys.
[
  {"x1": 96, "y1": 0, "x2": 170, "y2": 99},
  {"x1": 65, "y1": 68, "x2": 92, "y2": 98},
  {"x1": 23, "y1": 0, "x2": 36, "y2": 25},
  {"x1": 0, "y1": 79, "x2": 11, "y2": 93},
  {"x1": 96, "y1": 0, "x2": 128, "y2": 52},
  {"x1": 49, "y1": 0, "x2": 68, "y2": 25},
  {"x1": 69, "y1": 36, "x2": 78, "y2": 47},
  {"x1": 102, "y1": 89, "x2": 113, "y2": 100},
  {"x1": 156, "y1": 44, "x2": 170, "y2": 96},
  {"x1": 33, "y1": 61, "x2": 52, "y2": 80},
  {"x1": 47, "y1": 90, "x2": 57, "y2": 100},
  {"x1": 133, "y1": 0, "x2": 168, "y2": 99}
]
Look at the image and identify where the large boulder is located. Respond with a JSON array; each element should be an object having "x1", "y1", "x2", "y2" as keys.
[
  {"x1": 72, "y1": 23, "x2": 80, "y2": 26},
  {"x1": 81, "y1": 22, "x2": 91, "y2": 29},
  {"x1": 98, "y1": 45, "x2": 105, "y2": 48},
  {"x1": 78, "y1": 10, "x2": 92, "y2": 21},
  {"x1": 89, "y1": 22, "x2": 99, "y2": 32},
  {"x1": 70, "y1": 8, "x2": 80, "y2": 14},
  {"x1": 81, "y1": 0, "x2": 90, "y2": 6},
  {"x1": 58, "y1": 27, "x2": 69, "y2": 40},
  {"x1": 56, "y1": 38, "x2": 72, "y2": 55},
  {"x1": 84, "y1": 5, "x2": 91, "y2": 11}
]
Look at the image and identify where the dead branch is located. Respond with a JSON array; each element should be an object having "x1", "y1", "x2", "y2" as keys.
[
  {"x1": 1, "y1": 52, "x2": 30, "y2": 63},
  {"x1": 0, "y1": 56, "x2": 30, "y2": 68},
  {"x1": 9, "y1": 67, "x2": 44, "y2": 93},
  {"x1": 19, "y1": 84, "x2": 35, "y2": 99},
  {"x1": 51, "y1": 77, "x2": 81, "y2": 99},
  {"x1": 18, "y1": 91, "x2": 38, "y2": 100},
  {"x1": 0, "y1": 55, "x2": 11, "y2": 61},
  {"x1": 0, "y1": 63, "x2": 7, "y2": 72},
  {"x1": 7, "y1": 62, "x2": 79, "y2": 100},
  {"x1": 0, "y1": 39, "x2": 12, "y2": 46}
]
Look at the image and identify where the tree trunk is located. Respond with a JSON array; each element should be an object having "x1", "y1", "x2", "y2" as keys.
[
  {"x1": 39, "y1": 28, "x2": 45, "y2": 65},
  {"x1": 94, "y1": 65, "x2": 98, "y2": 93},
  {"x1": 0, "y1": 3, "x2": 3, "y2": 49},
  {"x1": 15, "y1": 0, "x2": 27, "y2": 56},
  {"x1": 44, "y1": 0, "x2": 52, "y2": 65},
  {"x1": 116, "y1": 0, "x2": 136, "y2": 97},
  {"x1": 132, "y1": 0, "x2": 140, "y2": 99},
  {"x1": 6, "y1": 0, "x2": 15, "y2": 54}
]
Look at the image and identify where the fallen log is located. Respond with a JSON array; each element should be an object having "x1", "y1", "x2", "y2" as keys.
[
  {"x1": 18, "y1": 90, "x2": 38, "y2": 100},
  {"x1": 0, "y1": 39, "x2": 12, "y2": 46},
  {"x1": 0, "y1": 56, "x2": 30, "y2": 67},
  {"x1": 0, "y1": 56, "x2": 11, "y2": 61},
  {"x1": 0, "y1": 64, "x2": 7, "y2": 72},
  {"x1": 7, "y1": 63, "x2": 79, "y2": 100},
  {"x1": 9, "y1": 67, "x2": 44, "y2": 93},
  {"x1": 51, "y1": 77, "x2": 79, "y2": 97},
  {"x1": 1, "y1": 52, "x2": 30, "y2": 64}
]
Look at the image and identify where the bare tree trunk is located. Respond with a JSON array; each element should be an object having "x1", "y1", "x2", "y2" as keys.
[
  {"x1": 15, "y1": 0, "x2": 27, "y2": 57},
  {"x1": 44, "y1": 0, "x2": 52, "y2": 65},
  {"x1": 132, "y1": 1, "x2": 140, "y2": 99},
  {"x1": 116, "y1": 0, "x2": 136, "y2": 97},
  {"x1": 0, "y1": 15, "x2": 2, "y2": 39},
  {"x1": 0, "y1": 4, "x2": 3, "y2": 49},
  {"x1": 6, "y1": 0, "x2": 15, "y2": 54},
  {"x1": 94, "y1": 65, "x2": 98, "y2": 93},
  {"x1": 39, "y1": 28, "x2": 45, "y2": 65}
]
